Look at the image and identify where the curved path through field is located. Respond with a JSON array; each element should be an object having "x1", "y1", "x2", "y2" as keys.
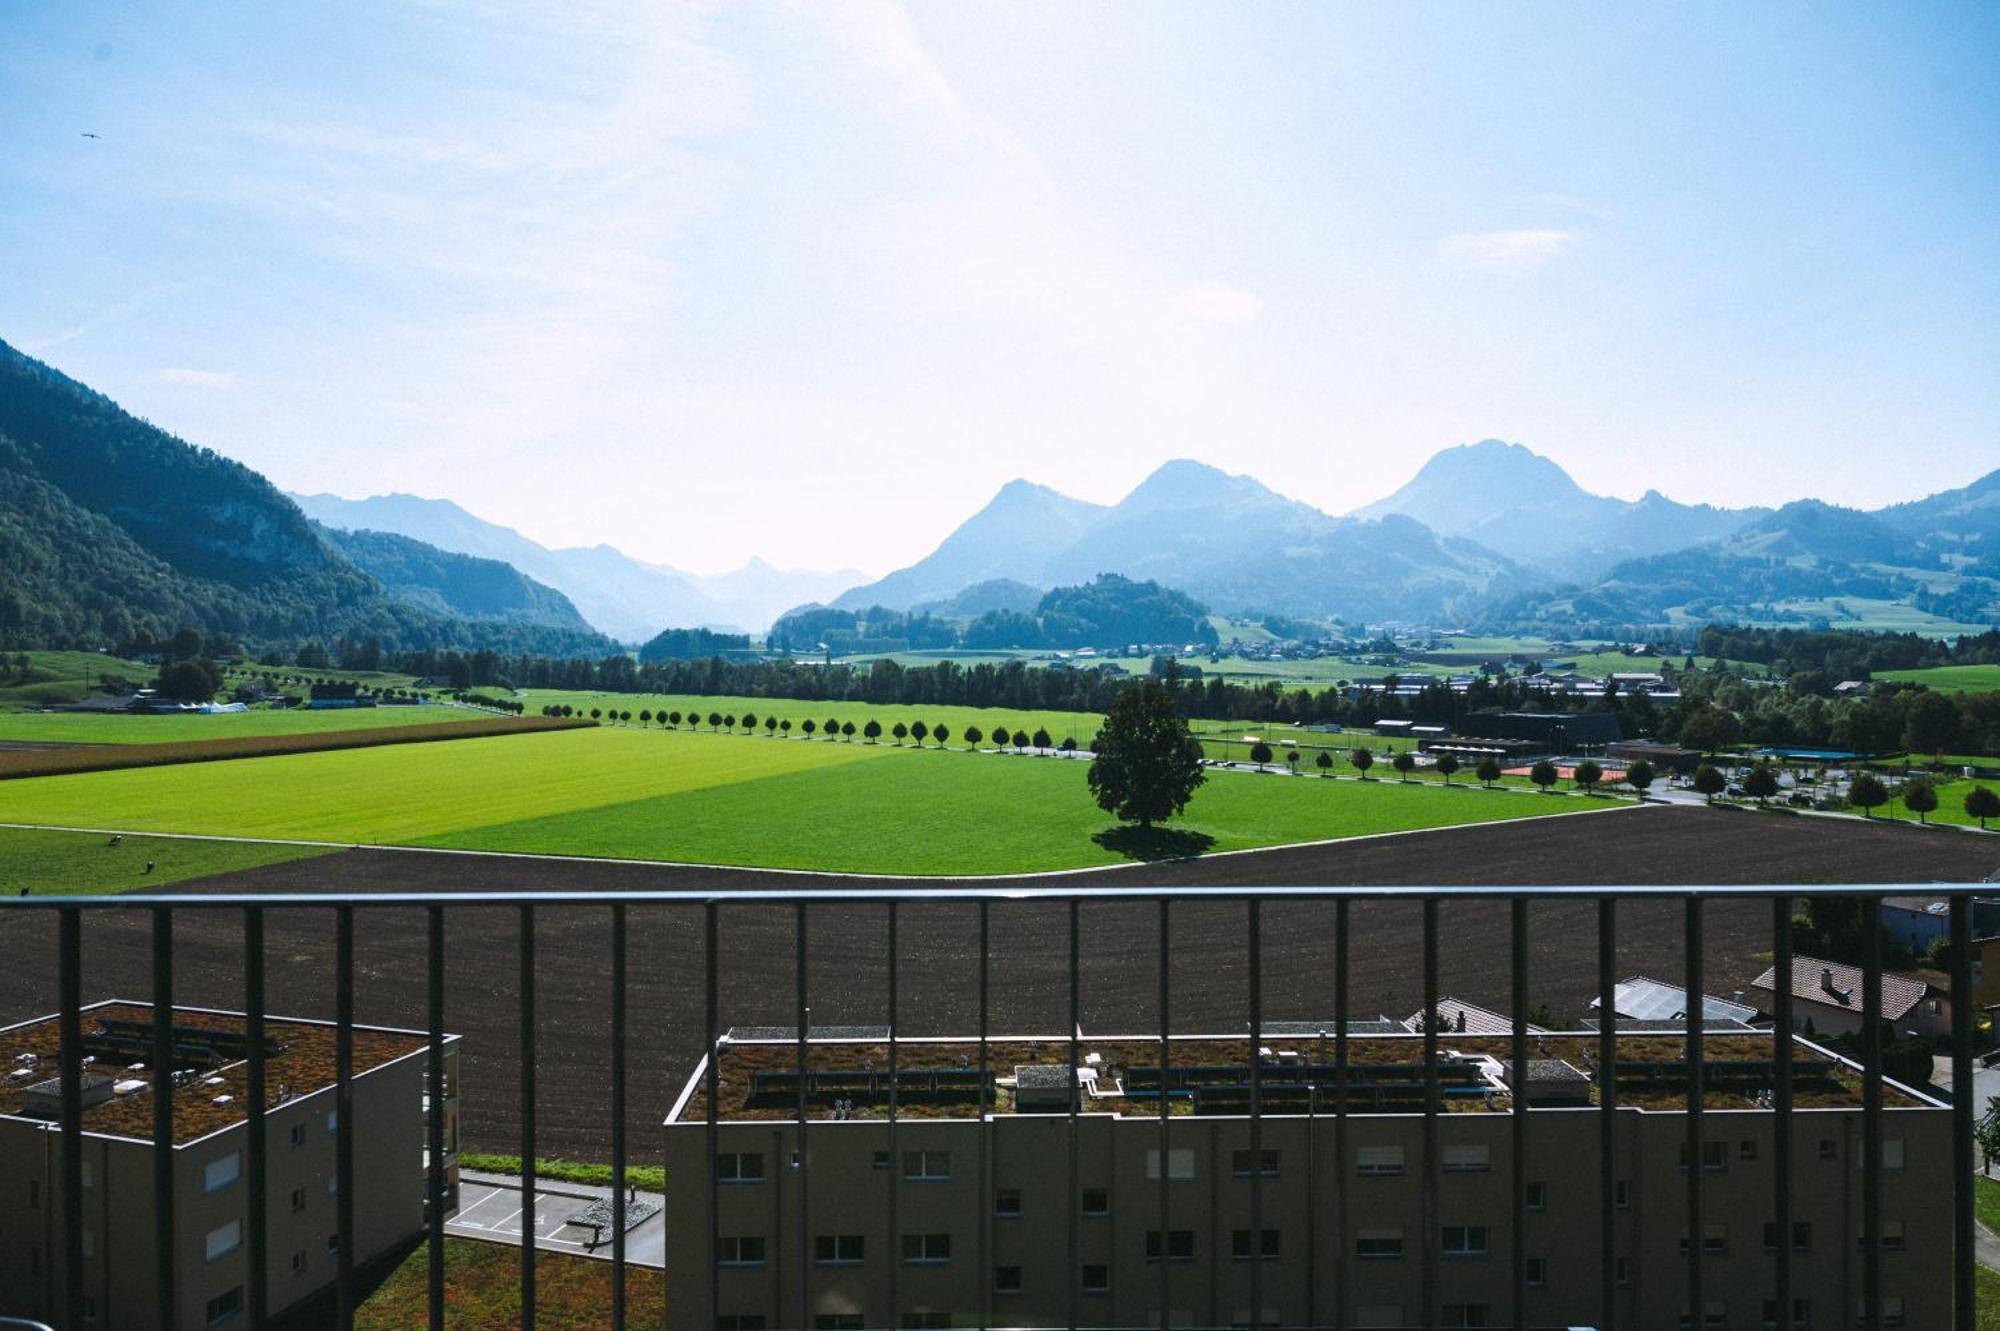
[{"x1": 3, "y1": 806, "x2": 1993, "y2": 1159}]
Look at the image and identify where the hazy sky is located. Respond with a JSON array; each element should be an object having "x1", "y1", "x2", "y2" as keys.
[{"x1": 4, "y1": 3, "x2": 1997, "y2": 576}]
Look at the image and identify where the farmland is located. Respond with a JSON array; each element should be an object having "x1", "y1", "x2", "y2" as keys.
[
  {"x1": 1875, "y1": 664, "x2": 2000, "y2": 694},
  {"x1": 0, "y1": 723, "x2": 1620, "y2": 875},
  {"x1": 0, "y1": 827, "x2": 330, "y2": 896},
  {"x1": 0, "y1": 701, "x2": 494, "y2": 745}
]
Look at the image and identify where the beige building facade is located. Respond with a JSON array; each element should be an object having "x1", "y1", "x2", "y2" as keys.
[
  {"x1": 0, "y1": 1001, "x2": 460, "y2": 1331},
  {"x1": 665, "y1": 1028, "x2": 1949, "y2": 1330}
]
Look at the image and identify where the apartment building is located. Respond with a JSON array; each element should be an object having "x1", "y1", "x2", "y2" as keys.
[
  {"x1": 664, "y1": 1023, "x2": 1948, "y2": 1330},
  {"x1": 0, "y1": 1001, "x2": 460, "y2": 1330}
]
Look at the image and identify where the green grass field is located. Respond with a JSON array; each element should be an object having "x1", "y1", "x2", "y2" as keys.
[
  {"x1": 0, "y1": 827, "x2": 331, "y2": 896},
  {"x1": 1882, "y1": 775, "x2": 2000, "y2": 829},
  {"x1": 517, "y1": 689, "x2": 1107, "y2": 746},
  {"x1": 0, "y1": 703, "x2": 488, "y2": 745},
  {"x1": 0, "y1": 725, "x2": 1621, "y2": 875},
  {"x1": 1876, "y1": 665, "x2": 2000, "y2": 694},
  {"x1": 0, "y1": 650, "x2": 153, "y2": 709}
]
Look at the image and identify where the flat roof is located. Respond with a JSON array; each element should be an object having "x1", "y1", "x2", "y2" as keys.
[
  {"x1": 0, "y1": 1002, "x2": 447, "y2": 1146},
  {"x1": 675, "y1": 1028, "x2": 1929, "y2": 1124}
]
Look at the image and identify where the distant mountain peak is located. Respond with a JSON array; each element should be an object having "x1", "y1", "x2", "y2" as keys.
[{"x1": 1118, "y1": 458, "x2": 1272, "y2": 511}]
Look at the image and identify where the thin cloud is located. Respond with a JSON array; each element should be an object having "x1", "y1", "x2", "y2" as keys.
[
  {"x1": 1437, "y1": 228, "x2": 1576, "y2": 273},
  {"x1": 160, "y1": 368, "x2": 236, "y2": 388},
  {"x1": 1175, "y1": 282, "x2": 1263, "y2": 325}
]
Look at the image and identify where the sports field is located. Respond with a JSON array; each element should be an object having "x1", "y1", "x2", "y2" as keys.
[
  {"x1": 0, "y1": 725, "x2": 1621, "y2": 875},
  {"x1": 0, "y1": 702, "x2": 490, "y2": 745}
]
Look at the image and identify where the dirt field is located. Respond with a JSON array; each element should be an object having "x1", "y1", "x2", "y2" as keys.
[{"x1": 0, "y1": 805, "x2": 1992, "y2": 1161}]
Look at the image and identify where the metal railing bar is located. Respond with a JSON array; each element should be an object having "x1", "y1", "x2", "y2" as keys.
[
  {"x1": 1333, "y1": 897, "x2": 1349, "y2": 1331},
  {"x1": 1420, "y1": 897, "x2": 1439, "y2": 1328},
  {"x1": 1248, "y1": 898, "x2": 1263, "y2": 1331},
  {"x1": 14, "y1": 881, "x2": 1985, "y2": 909},
  {"x1": 703, "y1": 902, "x2": 719, "y2": 1331},
  {"x1": 1861, "y1": 893, "x2": 1882, "y2": 1331},
  {"x1": 1953, "y1": 894, "x2": 1975, "y2": 1331},
  {"x1": 150, "y1": 907, "x2": 175, "y2": 1331},
  {"x1": 887, "y1": 901, "x2": 900, "y2": 1327},
  {"x1": 58, "y1": 907, "x2": 83, "y2": 1331},
  {"x1": 1683, "y1": 895, "x2": 1703, "y2": 1325},
  {"x1": 519, "y1": 904, "x2": 537, "y2": 1331},
  {"x1": 793, "y1": 901, "x2": 808, "y2": 1331},
  {"x1": 978, "y1": 899, "x2": 992, "y2": 1331},
  {"x1": 1509, "y1": 897, "x2": 1527, "y2": 1328},
  {"x1": 610, "y1": 902, "x2": 627, "y2": 1331},
  {"x1": 336, "y1": 904, "x2": 357, "y2": 1331},
  {"x1": 1156, "y1": 899, "x2": 1169, "y2": 1331},
  {"x1": 427, "y1": 906, "x2": 446, "y2": 1331},
  {"x1": 245, "y1": 906, "x2": 269, "y2": 1326},
  {"x1": 1772, "y1": 894, "x2": 1793, "y2": 1331},
  {"x1": 1597, "y1": 895, "x2": 1617, "y2": 1331},
  {"x1": 1067, "y1": 900, "x2": 1081, "y2": 1331}
]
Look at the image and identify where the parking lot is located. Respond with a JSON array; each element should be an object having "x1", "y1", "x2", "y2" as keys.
[{"x1": 447, "y1": 1171, "x2": 666, "y2": 1267}]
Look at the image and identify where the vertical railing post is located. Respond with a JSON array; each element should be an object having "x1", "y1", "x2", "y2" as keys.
[
  {"x1": 1420, "y1": 898, "x2": 1440, "y2": 1327},
  {"x1": 610, "y1": 903, "x2": 628, "y2": 1331},
  {"x1": 1861, "y1": 893, "x2": 1883, "y2": 1331},
  {"x1": 1332, "y1": 897, "x2": 1350, "y2": 1331},
  {"x1": 794, "y1": 901, "x2": 808, "y2": 1331},
  {"x1": 151, "y1": 907, "x2": 176, "y2": 1331},
  {"x1": 1773, "y1": 894, "x2": 1793, "y2": 1331},
  {"x1": 704, "y1": 902, "x2": 720, "y2": 1331},
  {"x1": 1248, "y1": 898, "x2": 1264, "y2": 1331},
  {"x1": 887, "y1": 902, "x2": 900, "y2": 1328},
  {"x1": 335, "y1": 905, "x2": 356, "y2": 1331},
  {"x1": 1597, "y1": 895, "x2": 1617, "y2": 1331},
  {"x1": 1509, "y1": 897, "x2": 1528, "y2": 1328},
  {"x1": 245, "y1": 906, "x2": 269, "y2": 1327},
  {"x1": 1953, "y1": 892, "x2": 1975, "y2": 1331},
  {"x1": 427, "y1": 906, "x2": 446, "y2": 1331},
  {"x1": 518, "y1": 905, "x2": 536, "y2": 1331},
  {"x1": 58, "y1": 907, "x2": 84, "y2": 1331},
  {"x1": 1156, "y1": 899, "x2": 1170, "y2": 1331},
  {"x1": 1683, "y1": 894, "x2": 1704, "y2": 1325},
  {"x1": 1067, "y1": 900, "x2": 1081, "y2": 1331},
  {"x1": 978, "y1": 900, "x2": 992, "y2": 1331}
]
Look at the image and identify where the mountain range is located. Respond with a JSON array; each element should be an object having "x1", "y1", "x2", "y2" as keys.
[
  {"x1": 291, "y1": 491, "x2": 866, "y2": 640},
  {"x1": 2, "y1": 331, "x2": 1994, "y2": 647}
]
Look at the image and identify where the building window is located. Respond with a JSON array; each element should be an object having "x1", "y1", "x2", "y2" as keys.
[
  {"x1": 1146, "y1": 1148, "x2": 1196, "y2": 1181},
  {"x1": 1230, "y1": 1228, "x2": 1280, "y2": 1261},
  {"x1": 289, "y1": 1124, "x2": 305, "y2": 1149},
  {"x1": 1615, "y1": 1256, "x2": 1630, "y2": 1285},
  {"x1": 1524, "y1": 1181, "x2": 1546, "y2": 1211},
  {"x1": 1441, "y1": 1306, "x2": 1490, "y2": 1329},
  {"x1": 1679, "y1": 1224, "x2": 1729, "y2": 1256},
  {"x1": 1355, "y1": 1230, "x2": 1404, "y2": 1260},
  {"x1": 1356, "y1": 1145, "x2": 1405, "y2": 1177},
  {"x1": 1441, "y1": 1144, "x2": 1490, "y2": 1173},
  {"x1": 994, "y1": 1266, "x2": 1023, "y2": 1296},
  {"x1": 1081, "y1": 1188, "x2": 1109, "y2": 1216},
  {"x1": 1082, "y1": 1263, "x2": 1110, "y2": 1293},
  {"x1": 1679, "y1": 1140, "x2": 1728, "y2": 1173},
  {"x1": 904, "y1": 1150, "x2": 951, "y2": 1181},
  {"x1": 901, "y1": 1316, "x2": 950, "y2": 1330},
  {"x1": 205, "y1": 1220, "x2": 243, "y2": 1262},
  {"x1": 1739, "y1": 1139, "x2": 1758, "y2": 1161},
  {"x1": 718, "y1": 1236, "x2": 766, "y2": 1267},
  {"x1": 204, "y1": 1152, "x2": 242, "y2": 1193},
  {"x1": 1763, "y1": 1220, "x2": 1811, "y2": 1252},
  {"x1": 1614, "y1": 1179, "x2": 1631, "y2": 1209},
  {"x1": 291, "y1": 1250, "x2": 307, "y2": 1276},
  {"x1": 1819, "y1": 1138, "x2": 1837, "y2": 1161},
  {"x1": 1526, "y1": 1257, "x2": 1546, "y2": 1287},
  {"x1": 902, "y1": 1233, "x2": 952, "y2": 1265},
  {"x1": 1231, "y1": 1148, "x2": 1279, "y2": 1177},
  {"x1": 1145, "y1": 1230, "x2": 1196, "y2": 1262},
  {"x1": 204, "y1": 1287, "x2": 243, "y2": 1327},
  {"x1": 1760, "y1": 1298, "x2": 1810, "y2": 1330},
  {"x1": 994, "y1": 1190, "x2": 1021, "y2": 1218},
  {"x1": 873, "y1": 1151, "x2": 891, "y2": 1170},
  {"x1": 1441, "y1": 1225, "x2": 1488, "y2": 1258},
  {"x1": 717, "y1": 1153, "x2": 765, "y2": 1183},
  {"x1": 1857, "y1": 1219, "x2": 1906, "y2": 1252},
  {"x1": 1677, "y1": 1304, "x2": 1727, "y2": 1330},
  {"x1": 717, "y1": 1318, "x2": 767, "y2": 1331},
  {"x1": 327, "y1": 1110, "x2": 338, "y2": 1133},
  {"x1": 326, "y1": 1234, "x2": 339, "y2": 1258},
  {"x1": 815, "y1": 1235, "x2": 864, "y2": 1265},
  {"x1": 814, "y1": 1318, "x2": 863, "y2": 1331},
  {"x1": 290, "y1": 1187, "x2": 307, "y2": 1214}
]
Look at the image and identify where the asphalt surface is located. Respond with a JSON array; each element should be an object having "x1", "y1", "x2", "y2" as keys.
[{"x1": 2, "y1": 803, "x2": 1993, "y2": 1161}]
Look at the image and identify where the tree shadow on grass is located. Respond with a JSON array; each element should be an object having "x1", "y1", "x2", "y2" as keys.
[{"x1": 1092, "y1": 824, "x2": 1217, "y2": 862}]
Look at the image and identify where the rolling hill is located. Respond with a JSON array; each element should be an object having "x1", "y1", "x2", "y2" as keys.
[{"x1": 314, "y1": 525, "x2": 599, "y2": 632}]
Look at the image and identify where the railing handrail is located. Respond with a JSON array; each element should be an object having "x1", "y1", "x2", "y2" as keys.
[{"x1": 1, "y1": 880, "x2": 1991, "y2": 908}]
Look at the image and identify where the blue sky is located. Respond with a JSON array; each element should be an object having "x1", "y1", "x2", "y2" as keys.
[{"x1": 3, "y1": 2, "x2": 1996, "y2": 575}]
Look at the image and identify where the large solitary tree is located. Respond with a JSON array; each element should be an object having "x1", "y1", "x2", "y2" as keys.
[
  {"x1": 1086, "y1": 679, "x2": 1206, "y2": 829},
  {"x1": 1965, "y1": 785, "x2": 2000, "y2": 830}
]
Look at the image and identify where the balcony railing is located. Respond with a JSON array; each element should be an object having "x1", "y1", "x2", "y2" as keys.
[{"x1": 0, "y1": 883, "x2": 1982, "y2": 1331}]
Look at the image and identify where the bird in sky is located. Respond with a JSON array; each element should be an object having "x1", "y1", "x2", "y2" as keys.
[{"x1": 80, "y1": 132, "x2": 100, "y2": 139}]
